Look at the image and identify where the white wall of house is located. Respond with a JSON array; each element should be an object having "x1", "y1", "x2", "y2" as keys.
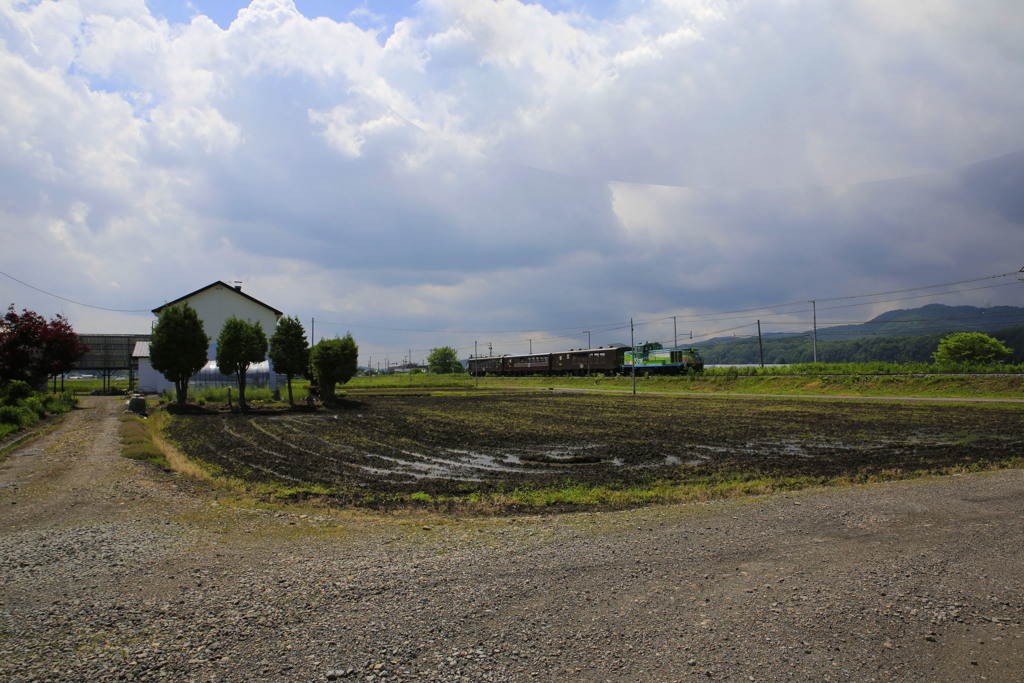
[
  {"x1": 175, "y1": 283, "x2": 281, "y2": 362},
  {"x1": 136, "y1": 356, "x2": 166, "y2": 394},
  {"x1": 147, "y1": 283, "x2": 284, "y2": 394}
]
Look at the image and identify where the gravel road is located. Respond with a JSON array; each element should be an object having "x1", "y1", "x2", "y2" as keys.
[{"x1": 1, "y1": 396, "x2": 1022, "y2": 682}]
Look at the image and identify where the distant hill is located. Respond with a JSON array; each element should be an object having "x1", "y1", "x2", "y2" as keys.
[
  {"x1": 692, "y1": 304, "x2": 1024, "y2": 364},
  {"x1": 811, "y1": 303, "x2": 1024, "y2": 340}
]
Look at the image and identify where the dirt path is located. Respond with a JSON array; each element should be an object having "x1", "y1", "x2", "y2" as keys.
[
  {"x1": 2, "y1": 397, "x2": 144, "y2": 527},
  {"x1": 1, "y1": 396, "x2": 1022, "y2": 682}
]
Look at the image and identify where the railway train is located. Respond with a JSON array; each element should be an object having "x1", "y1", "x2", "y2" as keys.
[{"x1": 465, "y1": 342, "x2": 704, "y2": 376}]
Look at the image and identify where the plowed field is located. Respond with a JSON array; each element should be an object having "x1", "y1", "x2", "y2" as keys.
[{"x1": 162, "y1": 392, "x2": 1024, "y2": 506}]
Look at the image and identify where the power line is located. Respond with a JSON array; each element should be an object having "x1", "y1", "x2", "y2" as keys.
[
  {"x1": 814, "y1": 270, "x2": 1021, "y2": 303},
  {"x1": 4, "y1": 266, "x2": 1021, "y2": 346},
  {"x1": 313, "y1": 317, "x2": 629, "y2": 336},
  {"x1": 815, "y1": 281, "x2": 1021, "y2": 313},
  {"x1": 0, "y1": 270, "x2": 152, "y2": 313},
  {"x1": 361, "y1": 273, "x2": 1024, "y2": 355}
]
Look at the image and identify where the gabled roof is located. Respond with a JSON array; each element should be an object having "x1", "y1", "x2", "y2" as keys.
[{"x1": 152, "y1": 281, "x2": 284, "y2": 317}]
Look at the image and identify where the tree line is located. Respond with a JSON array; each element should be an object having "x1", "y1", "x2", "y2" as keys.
[{"x1": 149, "y1": 304, "x2": 357, "y2": 410}]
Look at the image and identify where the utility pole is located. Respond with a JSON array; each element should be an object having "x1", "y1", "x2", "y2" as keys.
[
  {"x1": 474, "y1": 341, "x2": 479, "y2": 388},
  {"x1": 630, "y1": 318, "x2": 636, "y2": 396},
  {"x1": 757, "y1": 320, "x2": 764, "y2": 368},
  {"x1": 311, "y1": 318, "x2": 314, "y2": 345},
  {"x1": 809, "y1": 300, "x2": 818, "y2": 363},
  {"x1": 528, "y1": 338, "x2": 532, "y2": 354},
  {"x1": 582, "y1": 330, "x2": 591, "y2": 375},
  {"x1": 673, "y1": 316, "x2": 677, "y2": 348},
  {"x1": 488, "y1": 342, "x2": 492, "y2": 356}
]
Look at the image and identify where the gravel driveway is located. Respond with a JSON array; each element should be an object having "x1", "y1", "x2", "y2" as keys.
[{"x1": 1, "y1": 396, "x2": 1021, "y2": 682}]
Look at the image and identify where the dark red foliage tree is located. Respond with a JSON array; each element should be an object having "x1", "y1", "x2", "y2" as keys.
[{"x1": 1, "y1": 305, "x2": 89, "y2": 389}]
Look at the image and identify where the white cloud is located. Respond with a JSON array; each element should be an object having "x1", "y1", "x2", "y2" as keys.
[
  {"x1": 1, "y1": 0, "x2": 1023, "y2": 358},
  {"x1": 149, "y1": 104, "x2": 243, "y2": 154}
]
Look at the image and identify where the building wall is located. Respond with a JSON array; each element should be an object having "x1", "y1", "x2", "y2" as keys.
[
  {"x1": 177, "y1": 283, "x2": 281, "y2": 361},
  {"x1": 151, "y1": 283, "x2": 283, "y2": 393},
  {"x1": 137, "y1": 357, "x2": 167, "y2": 394}
]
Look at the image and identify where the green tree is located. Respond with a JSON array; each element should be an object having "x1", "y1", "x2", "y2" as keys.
[
  {"x1": 216, "y1": 317, "x2": 267, "y2": 411},
  {"x1": 310, "y1": 333, "x2": 358, "y2": 401},
  {"x1": 268, "y1": 315, "x2": 309, "y2": 406},
  {"x1": 427, "y1": 346, "x2": 462, "y2": 373},
  {"x1": 149, "y1": 304, "x2": 209, "y2": 407},
  {"x1": 933, "y1": 332, "x2": 1012, "y2": 366}
]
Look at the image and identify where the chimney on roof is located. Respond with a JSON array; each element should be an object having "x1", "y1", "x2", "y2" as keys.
[{"x1": 233, "y1": 281, "x2": 242, "y2": 291}]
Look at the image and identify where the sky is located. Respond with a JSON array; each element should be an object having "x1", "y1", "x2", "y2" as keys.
[{"x1": 2, "y1": 0, "x2": 1023, "y2": 367}]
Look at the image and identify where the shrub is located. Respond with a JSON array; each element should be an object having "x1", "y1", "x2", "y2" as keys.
[
  {"x1": 24, "y1": 396, "x2": 45, "y2": 417},
  {"x1": 0, "y1": 405, "x2": 19, "y2": 425},
  {"x1": 0, "y1": 405, "x2": 36, "y2": 427},
  {"x1": 934, "y1": 332, "x2": 1012, "y2": 366},
  {"x1": 43, "y1": 393, "x2": 77, "y2": 415},
  {"x1": 3, "y1": 380, "x2": 33, "y2": 403}
]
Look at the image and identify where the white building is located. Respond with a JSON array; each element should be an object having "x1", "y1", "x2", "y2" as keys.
[{"x1": 135, "y1": 281, "x2": 284, "y2": 394}]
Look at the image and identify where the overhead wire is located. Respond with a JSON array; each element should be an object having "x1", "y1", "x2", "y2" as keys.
[
  {"x1": 0, "y1": 269, "x2": 152, "y2": 313},
  {"x1": 4, "y1": 267, "x2": 1021, "y2": 358}
]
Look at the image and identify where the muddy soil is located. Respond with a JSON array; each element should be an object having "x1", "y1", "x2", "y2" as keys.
[{"x1": 163, "y1": 392, "x2": 1024, "y2": 501}]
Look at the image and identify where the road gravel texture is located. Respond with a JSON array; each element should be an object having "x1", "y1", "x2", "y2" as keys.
[{"x1": 0, "y1": 396, "x2": 1022, "y2": 682}]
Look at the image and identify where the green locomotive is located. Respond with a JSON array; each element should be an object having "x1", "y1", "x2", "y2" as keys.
[{"x1": 623, "y1": 342, "x2": 704, "y2": 373}]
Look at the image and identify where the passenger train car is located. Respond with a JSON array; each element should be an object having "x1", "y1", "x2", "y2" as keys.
[{"x1": 466, "y1": 342, "x2": 703, "y2": 376}]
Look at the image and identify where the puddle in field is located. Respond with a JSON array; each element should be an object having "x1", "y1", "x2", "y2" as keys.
[
  {"x1": 445, "y1": 448, "x2": 525, "y2": 469},
  {"x1": 357, "y1": 448, "x2": 529, "y2": 482},
  {"x1": 357, "y1": 429, "x2": 1001, "y2": 480},
  {"x1": 664, "y1": 455, "x2": 709, "y2": 466},
  {"x1": 354, "y1": 443, "x2": 620, "y2": 481}
]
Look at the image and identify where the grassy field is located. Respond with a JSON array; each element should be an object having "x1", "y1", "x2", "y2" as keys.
[
  {"x1": 57, "y1": 367, "x2": 1024, "y2": 401},
  {"x1": 344, "y1": 372, "x2": 1024, "y2": 400}
]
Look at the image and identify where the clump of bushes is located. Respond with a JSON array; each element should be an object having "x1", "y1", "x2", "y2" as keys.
[{"x1": 0, "y1": 381, "x2": 78, "y2": 440}]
